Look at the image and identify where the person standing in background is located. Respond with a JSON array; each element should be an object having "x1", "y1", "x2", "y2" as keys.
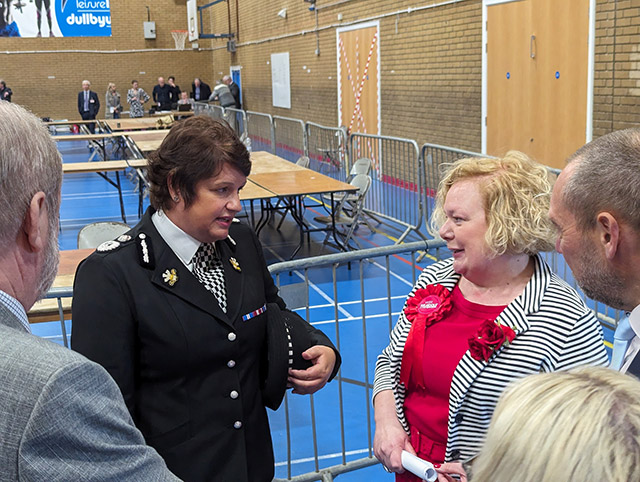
[
  {"x1": 191, "y1": 77, "x2": 211, "y2": 102},
  {"x1": 127, "y1": 80, "x2": 150, "y2": 118},
  {"x1": 77, "y1": 80, "x2": 99, "y2": 134},
  {"x1": 168, "y1": 76, "x2": 181, "y2": 104},
  {"x1": 0, "y1": 80, "x2": 12, "y2": 102},
  {"x1": 105, "y1": 83, "x2": 122, "y2": 119},
  {"x1": 223, "y1": 75, "x2": 241, "y2": 109},
  {"x1": 153, "y1": 77, "x2": 174, "y2": 111}
]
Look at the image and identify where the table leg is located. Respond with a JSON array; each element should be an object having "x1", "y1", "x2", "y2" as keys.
[{"x1": 115, "y1": 171, "x2": 127, "y2": 224}]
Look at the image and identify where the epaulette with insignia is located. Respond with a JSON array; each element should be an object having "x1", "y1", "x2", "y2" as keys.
[
  {"x1": 96, "y1": 233, "x2": 134, "y2": 253},
  {"x1": 136, "y1": 232, "x2": 155, "y2": 269},
  {"x1": 96, "y1": 240, "x2": 121, "y2": 252}
]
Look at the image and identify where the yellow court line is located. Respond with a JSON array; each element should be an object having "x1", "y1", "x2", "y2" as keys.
[{"x1": 604, "y1": 340, "x2": 613, "y2": 349}]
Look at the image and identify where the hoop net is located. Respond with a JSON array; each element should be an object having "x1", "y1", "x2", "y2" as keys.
[{"x1": 171, "y1": 30, "x2": 188, "y2": 50}]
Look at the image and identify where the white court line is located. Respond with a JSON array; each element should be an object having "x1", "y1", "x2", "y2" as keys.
[
  {"x1": 266, "y1": 246, "x2": 354, "y2": 319},
  {"x1": 308, "y1": 310, "x2": 402, "y2": 327},
  {"x1": 275, "y1": 447, "x2": 372, "y2": 467}
]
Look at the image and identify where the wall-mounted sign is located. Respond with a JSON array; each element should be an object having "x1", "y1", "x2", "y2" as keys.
[{"x1": 0, "y1": 0, "x2": 111, "y2": 37}]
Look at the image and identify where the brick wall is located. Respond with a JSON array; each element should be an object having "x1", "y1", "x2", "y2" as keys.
[
  {"x1": 0, "y1": 0, "x2": 217, "y2": 119},
  {"x1": 210, "y1": 0, "x2": 483, "y2": 151},
  {"x1": 2, "y1": 0, "x2": 639, "y2": 152},
  {"x1": 593, "y1": 0, "x2": 640, "y2": 139}
]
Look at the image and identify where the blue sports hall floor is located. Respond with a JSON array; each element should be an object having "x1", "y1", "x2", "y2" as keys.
[{"x1": 40, "y1": 137, "x2": 614, "y2": 481}]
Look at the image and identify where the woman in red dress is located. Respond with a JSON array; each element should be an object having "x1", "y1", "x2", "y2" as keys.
[{"x1": 372, "y1": 152, "x2": 608, "y2": 480}]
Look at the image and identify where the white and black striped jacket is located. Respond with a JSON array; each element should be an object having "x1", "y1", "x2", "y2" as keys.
[{"x1": 373, "y1": 255, "x2": 609, "y2": 462}]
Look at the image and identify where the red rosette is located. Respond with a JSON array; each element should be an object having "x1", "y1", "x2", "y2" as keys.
[
  {"x1": 404, "y1": 285, "x2": 453, "y2": 327},
  {"x1": 400, "y1": 284, "x2": 453, "y2": 388},
  {"x1": 468, "y1": 319, "x2": 517, "y2": 362}
]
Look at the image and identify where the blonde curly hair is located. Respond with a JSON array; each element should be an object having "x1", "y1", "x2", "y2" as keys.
[{"x1": 430, "y1": 151, "x2": 555, "y2": 256}]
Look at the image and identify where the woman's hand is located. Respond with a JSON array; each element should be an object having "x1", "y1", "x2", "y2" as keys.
[
  {"x1": 435, "y1": 462, "x2": 467, "y2": 482},
  {"x1": 288, "y1": 345, "x2": 336, "y2": 395},
  {"x1": 373, "y1": 390, "x2": 414, "y2": 473}
]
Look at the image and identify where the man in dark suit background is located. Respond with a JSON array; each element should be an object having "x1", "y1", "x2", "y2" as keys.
[
  {"x1": 223, "y1": 75, "x2": 241, "y2": 109},
  {"x1": 77, "y1": 79, "x2": 100, "y2": 134},
  {"x1": 190, "y1": 77, "x2": 211, "y2": 102},
  {"x1": 550, "y1": 128, "x2": 640, "y2": 375}
]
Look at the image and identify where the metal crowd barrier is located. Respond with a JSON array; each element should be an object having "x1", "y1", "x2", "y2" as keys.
[
  {"x1": 420, "y1": 143, "x2": 484, "y2": 222},
  {"x1": 39, "y1": 239, "x2": 619, "y2": 482},
  {"x1": 273, "y1": 116, "x2": 307, "y2": 162},
  {"x1": 268, "y1": 239, "x2": 447, "y2": 482},
  {"x1": 305, "y1": 123, "x2": 349, "y2": 181},
  {"x1": 193, "y1": 101, "x2": 208, "y2": 115},
  {"x1": 348, "y1": 133, "x2": 425, "y2": 243},
  {"x1": 224, "y1": 107, "x2": 248, "y2": 138},
  {"x1": 247, "y1": 111, "x2": 276, "y2": 154}
]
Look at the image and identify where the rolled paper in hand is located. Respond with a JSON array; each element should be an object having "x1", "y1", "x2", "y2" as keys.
[{"x1": 401, "y1": 451, "x2": 438, "y2": 482}]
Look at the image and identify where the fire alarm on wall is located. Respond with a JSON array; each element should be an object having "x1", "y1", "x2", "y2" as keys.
[{"x1": 143, "y1": 21, "x2": 156, "y2": 39}]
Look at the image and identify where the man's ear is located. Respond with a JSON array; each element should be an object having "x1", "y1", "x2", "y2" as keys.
[
  {"x1": 23, "y1": 192, "x2": 47, "y2": 253},
  {"x1": 595, "y1": 212, "x2": 620, "y2": 260}
]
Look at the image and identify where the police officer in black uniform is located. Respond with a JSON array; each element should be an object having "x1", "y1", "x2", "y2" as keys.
[{"x1": 71, "y1": 116, "x2": 340, "y2": 482}]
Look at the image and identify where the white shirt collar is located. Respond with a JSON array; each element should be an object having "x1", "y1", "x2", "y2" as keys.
[
  {"x1": 629, "y1": 305, "x2": 640, "y2": 338},
  {"x1": 151, "y1": 209, "x2": 201, "y2": 269}
]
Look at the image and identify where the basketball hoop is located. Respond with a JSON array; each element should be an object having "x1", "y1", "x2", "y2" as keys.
[{"x1": 171, "y1": 30, "x2": 188, "y2": 50}]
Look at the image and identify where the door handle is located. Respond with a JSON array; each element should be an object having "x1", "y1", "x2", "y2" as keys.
[{"x1": 530, "y1": 35, "x2": 536, "y2": 59}]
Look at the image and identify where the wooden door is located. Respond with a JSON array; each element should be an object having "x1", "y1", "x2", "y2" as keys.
[
  {"x1": 486, "y1": 0, "x2": 589, "y2": 168},
  {"x1": 337, "y1": 23, "x2": 380, "y2": 136}
]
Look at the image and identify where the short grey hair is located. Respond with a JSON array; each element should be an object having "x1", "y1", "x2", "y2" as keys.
[
  {"x1": 563, "y1": 128, "x2": 640, "y2": 231},
  {"x1": 0, "y1": 102, "x2": 62, "y2": 249}
]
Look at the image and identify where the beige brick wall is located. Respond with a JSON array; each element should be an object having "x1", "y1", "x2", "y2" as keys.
[
  {"x1": 0, "y1": 0, "x2": 217, "y2": 119},
  {"x1": 3, "y1": 0, "x2": 640, "y2": 152}
]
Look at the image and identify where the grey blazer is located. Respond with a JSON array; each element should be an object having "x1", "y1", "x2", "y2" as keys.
[{"x1": 0, "y1": 302, "x2": 181, "y2": 481}]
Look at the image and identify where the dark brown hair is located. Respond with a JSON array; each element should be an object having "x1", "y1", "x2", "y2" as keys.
[{"x1": 147, "y1": 116, "x2": 251, "y2": 211}]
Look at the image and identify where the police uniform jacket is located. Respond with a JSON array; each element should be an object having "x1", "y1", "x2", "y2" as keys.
[{"x1": 71, "y1": 208, "x2": 339, "y2": 482}]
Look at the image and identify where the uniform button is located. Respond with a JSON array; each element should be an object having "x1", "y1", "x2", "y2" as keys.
[
  {"x1": 455, "y1": 413, "x2": 464, "y2": 424},
  {"x1": 230, "y1": 390, "x2": 239, "y2": 399},
  {"x1": 228, "y1": 332, "x2": 237, "y2": 341},
  {"x1": 233, "y1": 421, "x2": 242, "y2": 429},
  {"x1": 450, "y1": 449, "x2": 461, "y2": 460},
  {"x1": 227, "y1": 360, "x2": 236, "y2": 368}
]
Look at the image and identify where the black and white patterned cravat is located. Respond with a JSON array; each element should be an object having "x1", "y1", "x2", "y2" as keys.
[{"x1": 192, "y1": 243, "x2": 227, "y2": 313}]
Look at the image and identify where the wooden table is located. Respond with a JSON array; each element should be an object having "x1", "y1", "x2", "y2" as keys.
[
  {"x1": 45, "y1": 119, "x2": 104, "y2": 126},
  {"x1": 151, "y1": 110, "x2": 195, "y2": 117},
  {"x1": 249, "y1": 166, "x2": 357, "y2": 257},
  {"x1": 127, "y1": 130, "x2": 169, "y2": 153},
  {"x1": 28, "y1": 249, "x2": 94, "y2": 345},
  {"x1": 53, "y1": 132, "x2": 120, "y2": 161},
  {"x1": 249, "y1": 151, "x2": 307, "y2": 174},
  {"x1": 103, "y1": 118, "x2": 168, "y2": 131},
  {"x1": 64, "y1": 160, "x2": 148, "y2": 223}
]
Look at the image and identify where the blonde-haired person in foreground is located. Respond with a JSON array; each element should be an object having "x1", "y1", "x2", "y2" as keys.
[
  {"x1": 373, "y1": 152, "x2": 608, "y2": 482},
  {"x1": 439, "y1": 367, "x2": 640, "y2": 482}
]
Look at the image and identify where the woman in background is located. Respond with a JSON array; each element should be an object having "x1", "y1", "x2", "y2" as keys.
[
  {"x1": 105, "y1": 83, "x2": 122, "y2": 119},
  {"x1": 373, "y1": 152, "x2": 608, "y2": 480},
  {"x1": 127, "y1": 80, "x2": 150, "y2": 118}
]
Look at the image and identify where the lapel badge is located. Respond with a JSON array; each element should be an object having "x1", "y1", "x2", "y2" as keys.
[
  {"x1": 229, "y1": 257, "x2": 241, "y2": 272},
  {"x1": 162, "y1": 268, "x2": 179, "y2": 286}
]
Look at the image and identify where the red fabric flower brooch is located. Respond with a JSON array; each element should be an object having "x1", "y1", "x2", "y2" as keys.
[
  {"x1": 400, "y1": 284, "x2": 453, "y2": 388},
  {"x1": 468, "y1": 319, "x2": 516, "y2": 362}
]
